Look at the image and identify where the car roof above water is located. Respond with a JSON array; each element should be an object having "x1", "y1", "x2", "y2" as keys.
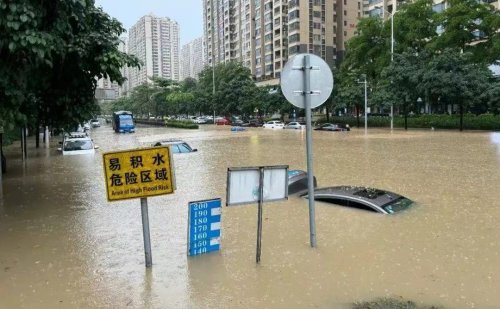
[
  {"x1": 311, "y1": 186, "x2": 406, "y2": 207},
  {"x1": 153, "y1": 138, "x2": 185, "y2": 145}
]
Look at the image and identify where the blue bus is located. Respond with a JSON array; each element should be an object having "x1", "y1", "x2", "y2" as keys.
[{"x1": 112, "y1": 111, "x2": 135, "y2": 133}]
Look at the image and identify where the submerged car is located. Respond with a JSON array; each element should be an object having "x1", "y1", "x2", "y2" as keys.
[
  {"x1": 314, "y1": 123, "x2": 350, "y2": 131},
  {"x1": 284, "y1": 122, "x2": 305, "y2": 130},
  {"x1": 231, "y1": 126, "x2": 246, "y2": 132},
  {"x1": 90, "y1": 119, "x2": 100, "y2": 128},
  {"x1": 152, "y1": 139, "x2": 198, "y2": 153},
  {"x1": 58, "y1": 136, "x2": 98, "y2": 155},
  {"x1": 288, "y1": 170, "x2": 317, "y2": 195},
  {"x1": 215, "y1": 118, "x2": 230, "y2": 125},
  {"x1": 242, "y1": 119, "x2": 264, "y2": 127},
  {"x1": 302, "y1": 186, "x2": 413, "y2": 214},
  {"x1": 263, "y1": 121, "x2": 284, "y2": 129}
]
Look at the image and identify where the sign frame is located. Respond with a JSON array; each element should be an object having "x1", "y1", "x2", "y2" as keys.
[{"x1": 226, "y1": 165, "x2": 289, "y2": 207}]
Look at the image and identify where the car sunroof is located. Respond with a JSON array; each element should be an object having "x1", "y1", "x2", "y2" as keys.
[{"x1": 353, "y1": 188, "x2": 386, "y2": 199}]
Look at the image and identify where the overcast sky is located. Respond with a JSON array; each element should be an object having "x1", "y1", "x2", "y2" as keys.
[{"x1": 95, "y1": 0, "x2": 203, "y2": 45}]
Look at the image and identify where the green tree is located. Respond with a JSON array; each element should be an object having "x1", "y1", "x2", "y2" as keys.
[
  {"x1": 166, "y1": 92, "x2": 195, "y2": 116},
  {"x1": 430, "y1": 0, "x2": 500, "y2": 64},
  {"x1": 421, "y1": 49, "x2": 492, "y2": 130},
  {"x1": 0, "y1": 0, "x2": 139, "y2": 131},
  {"x1": 381, "y1": 49, "x2": 428, "y2": 129},
  {"x1": 393, "y1": 0, "x2": 437, "y2": 53},
  {"x1": 342, "y1": 17, "x2": 387, "y2": 82},
  {"x1": 481, "y1": 79, "x2": 500, "y2": 115},
  {"x1": 197, "y1": 62, "x2": 257, "y2": 116},
  {"x1": 336, "y1": 70, "x2": 365, "y2": 127}
]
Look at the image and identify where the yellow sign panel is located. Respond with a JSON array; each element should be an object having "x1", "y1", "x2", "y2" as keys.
[{"x1": 103, "y1": 147, "x2": 174, "y2": 201}]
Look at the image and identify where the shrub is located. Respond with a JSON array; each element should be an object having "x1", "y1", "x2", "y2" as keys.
[
  {"x1": 165, "y1": 120, "x2": 199, "y2": 129},
  {"x1": 321, "y1": 114, "x2": 500, "y2": 131}
]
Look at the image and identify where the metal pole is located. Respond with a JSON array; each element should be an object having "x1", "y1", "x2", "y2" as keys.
[
  {"x1": 140, "y1": 197, "x2": 153, "y2": 267},
  {"x1": 21, "y1": 127, "x2": 26, "y2": 161},
  {"x1": 212, "y1": 62, "x2": 216, "y2": 123},
  {"x1": 256, "y1": 167, "x2": 264, "y2": 263},
  {"x1": 211, "y1": 0, "x2": 216, "y2": 124},
  {"x1": 390, "y1": 12, "x2": 394, "y2": 130},
  {"x1": 45, "y1": 126, "x2": 50, "y2": 148},
  {"x1": 304, "y1": 55, "x2": 317, "y2": 248},
  {"x1": 364, "y1": 77, "x2": 368, "y2": 134},
  {"x1": 0, "y1": 133, "x2": 3, "y2": 182}
]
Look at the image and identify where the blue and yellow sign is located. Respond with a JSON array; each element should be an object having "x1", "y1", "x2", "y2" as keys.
[{"x1": 103, "y1": 147, "x2": 174, "y2": 201}]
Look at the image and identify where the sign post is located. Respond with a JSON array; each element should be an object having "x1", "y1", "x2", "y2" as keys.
[
  {"x1": 140, "y1": 197, "x2": 152, "y2": 267},
  {"x1": 103, "y1": 146, "x2": 175, "y2": 267},
  {"x1": 256, "y1": 167, "x2": 264, "y2": 263},
  {"x1": 227, "y1": 165, "x2": 288, "y2": 263},
  {"x1": 281, "y1": 54, "x2": 333, "y2": 248}
]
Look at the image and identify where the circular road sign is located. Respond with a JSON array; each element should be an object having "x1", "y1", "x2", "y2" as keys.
[{"x1": 280, "y1": 53, "x2": 333, "y2": 109}]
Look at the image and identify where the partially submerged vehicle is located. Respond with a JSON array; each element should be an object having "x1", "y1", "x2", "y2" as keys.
[
  {"x1": 58, "y1": 133, "x2": 98, "y2": 156},
  {"x1": 302, "y1": 186, "x2": 413, "y2": 214},
  {"x1": 112, "y1": 111, "x2": 135, "y2": 133},
  {"x1": 152, "y1": 139, "x2": 197, "y2": 153},
  {"x1": 288, "y1": 170, "x2": 317, "y2": 195}
]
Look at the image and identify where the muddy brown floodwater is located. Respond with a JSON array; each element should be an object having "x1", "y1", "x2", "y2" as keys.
[{"x1": 1, "y1": 124, "x2": 499, "y2": 308}]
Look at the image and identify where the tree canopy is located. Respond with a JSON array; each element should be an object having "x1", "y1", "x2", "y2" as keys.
[
  {"x1": 0, "y1": 0, "x2": 139, "y2": 130},
  {"x1": 336, "y1": 0, "x2": 500, "y2": 128}
]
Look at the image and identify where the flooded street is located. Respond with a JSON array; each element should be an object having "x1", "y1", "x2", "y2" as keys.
[{"x1": 1, "y1": 124, "x2": 499, "y2": 308}]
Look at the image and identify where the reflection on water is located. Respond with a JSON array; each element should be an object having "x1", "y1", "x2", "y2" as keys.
[{"x1": 1, "y1": 125, "x2": 499, "y2": 308}]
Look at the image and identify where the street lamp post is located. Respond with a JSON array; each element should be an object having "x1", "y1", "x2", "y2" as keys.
[
  {"x1": 388, "y1": 9, "x2": 397, "y2": 130},
  {"x1": 357, "y1": 74, "x2": 368, "y2": 134}
]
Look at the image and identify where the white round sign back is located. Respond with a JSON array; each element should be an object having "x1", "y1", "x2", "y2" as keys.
[{"x1": 280, "y1": 53, "x2": 334, "y2": 109}]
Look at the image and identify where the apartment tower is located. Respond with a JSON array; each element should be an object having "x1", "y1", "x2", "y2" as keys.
[
  {"x1": 203, "y1": 0, "x2": 363, "y2": 83},
  {"x1": 181, "y1": 37, "x2": 206, "y2": 80},
  {"x1": 364, "y1": 0, "x2": 499, "y2": 18},
  {"x1": 128, "y1": 14, "x2": 180, "y2": 88}
]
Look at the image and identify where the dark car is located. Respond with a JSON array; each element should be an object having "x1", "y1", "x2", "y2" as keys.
[
  {"x1": 152, "y1": 139, "x2": 198, "y2": 153},
  {"x1": 288, "y1": 170, "x2": 317, "y2": 195},
  {"x1": 314, "y1": 123, "x2": 350, "y2": 131},
  {"x1": 242, "y1": 119, "x2": 264, "y2": 127},
  {"x1": 232, "y1": 119, "x2": 244, "y2": 126},
  {"x1": 302, "y1": 186, "x2": 413, "y2": 214}
]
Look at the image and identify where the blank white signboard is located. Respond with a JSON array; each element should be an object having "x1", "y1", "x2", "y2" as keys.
[{"x1": 227, "y1": 167, "x2": 288, "y2": 206}]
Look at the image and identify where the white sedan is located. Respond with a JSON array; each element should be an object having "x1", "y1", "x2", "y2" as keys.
[
  {"x1": 58, "y1": 136, "x2": 98, "y2": 155},
  {"x1": 284, "y1": 122, "x2": 305, "y2": 130},
  {"x1": 263, "y1": 121, "x2": 284, "y2": 129}
]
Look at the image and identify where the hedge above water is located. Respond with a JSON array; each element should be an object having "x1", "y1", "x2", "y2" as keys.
[
  {"x1": 321, "y1": 114, "x2": 500, "y2": 131},
  {"x1": 165, "y1": 120, "x2": 199, "y2": 129}
]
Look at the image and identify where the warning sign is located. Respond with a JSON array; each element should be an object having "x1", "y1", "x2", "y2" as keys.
[{"x1": 103, "y1": 147, "x2": 174, "y2": 201}]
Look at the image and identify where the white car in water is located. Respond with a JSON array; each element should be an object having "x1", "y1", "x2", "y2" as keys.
[
  {"x1": 284, "y1": 122, "x2": 305, "y2": 130},
  {"x1": 58, "y1": 134, "x2": 98, "y2": 155},
  {"x1": 262, "y1": 121, "x2": 284, "y2": 129}
]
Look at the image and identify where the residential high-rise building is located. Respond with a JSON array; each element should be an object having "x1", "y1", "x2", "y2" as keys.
[
  {"x1": 118, "y1": 36, "x2": 130, "y2": 96},
  {"x1": 95, "y1": 37, "x2": 129, "y2": 100},
  {"x1": 364, "y1": 0, "x2": 499, "y2": 18},
  {"x1": 181, "y1": 37, "x2": 206, "y2": 80},
  {"x1": 203, "y1": 0, "x2": 363, "y2": 84},
  {"x1": 128, "y1": 14, "x2": 180, "y2": 88}
]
